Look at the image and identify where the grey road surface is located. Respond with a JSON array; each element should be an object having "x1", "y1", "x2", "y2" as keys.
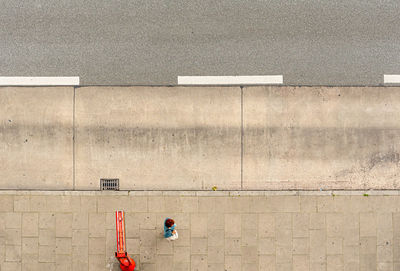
[{"x1": 1, "y1": 0, "x2": 400, "y2": 85}]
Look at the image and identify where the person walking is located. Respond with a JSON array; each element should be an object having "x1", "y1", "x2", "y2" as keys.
[{"x1": 164, "y1": 218, "x2": 178, "y2": 241}]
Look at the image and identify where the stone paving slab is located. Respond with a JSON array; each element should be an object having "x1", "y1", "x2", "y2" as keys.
[{"x1": 0, "y1": 192, "x2": 400, "y2": 270}]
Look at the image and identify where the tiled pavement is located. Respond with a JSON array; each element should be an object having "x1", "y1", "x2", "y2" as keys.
[{"x1": 1, "y1": 191, "x2": 400, "y2": 270}]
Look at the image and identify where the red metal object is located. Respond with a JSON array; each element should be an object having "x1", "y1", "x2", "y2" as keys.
[{"x1": 115, "y1": 211, "x2": 136, "y2": 271}]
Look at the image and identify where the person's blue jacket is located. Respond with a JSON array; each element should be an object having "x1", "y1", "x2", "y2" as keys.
[{"x1": 164, "y1": 218, "x2": 175, "y2": 238}]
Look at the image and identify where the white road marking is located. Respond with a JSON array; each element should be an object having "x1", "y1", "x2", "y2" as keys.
[
  {"x1": 177, "y1": 75, "x2": 283, "y2": 85},
  {"x1": 384, "y1": 74, "x2": 400, "y2": 84},
  {"x1": 0, "y1": 77, "x2": 79, "y2": 86}
]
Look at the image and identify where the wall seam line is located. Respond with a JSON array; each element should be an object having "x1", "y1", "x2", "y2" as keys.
[
  {"x1": 73, "y1": 86, "x2": 76, "y2": 190},
  {"x1": 240, "y1": 86, "x2": 244, "y2": 190}
]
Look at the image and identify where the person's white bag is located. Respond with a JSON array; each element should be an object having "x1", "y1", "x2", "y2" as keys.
[{"x1": 166, "y1": 230, "x2": 178, "y2": 241}]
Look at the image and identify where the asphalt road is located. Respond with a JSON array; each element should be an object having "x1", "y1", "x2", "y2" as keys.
[{"x1": 1, "y1": 0, "x2": 400, "y2": 85}]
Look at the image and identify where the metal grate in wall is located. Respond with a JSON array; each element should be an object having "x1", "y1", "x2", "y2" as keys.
[{"x1": 100, "y1": 179, "x2": 120, "y2": 190}]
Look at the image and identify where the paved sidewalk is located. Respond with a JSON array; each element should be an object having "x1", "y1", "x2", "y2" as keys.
[{"x1": 0, "y1": 191, "x2": 400, "y2": 270}]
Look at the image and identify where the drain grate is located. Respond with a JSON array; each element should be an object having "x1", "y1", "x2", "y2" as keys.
[{"x1": 100, "y1": 179, "x2": 119, "y2": 190}]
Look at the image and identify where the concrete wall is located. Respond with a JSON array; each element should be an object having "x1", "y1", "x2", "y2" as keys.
[
  {"x1": 75, "y1": 86, "x2": 241, "y2": 190},
  {"x1": 1, "y1": 86, "x2": 400, "y2": 190},
  {"x1": 243, "y1": 86, "x2": 400, "y2": 190},
  {"x1": 0, "y1": 87, "x2": 73, "y2": 189}
]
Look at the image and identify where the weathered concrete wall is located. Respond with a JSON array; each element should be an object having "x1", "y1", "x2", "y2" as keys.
[
  {"x1": 2, "y1": 86, "x2": 400, "y2": 190},
  {"x1": 0, "y1": 87, "x2": 73, "y2": 189},
  {"x1": 0, "y1": 191, "x2": 400, "y2": 271},
  {"x1": 243, "y1": 86, "x2": 400, "y2": 190},
  {"x1": 75, "y1": 86, "x2": 241, "y2": 190}
]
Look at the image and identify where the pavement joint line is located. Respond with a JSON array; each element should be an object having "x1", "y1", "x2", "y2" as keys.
[
  {"x1": 177, "y1": 75, "x2": 283, "y2": 85},
  {"x1": 384, "y1": 74, "x2": 400, "y2": 84},
  {"x1": 0, "y1": 76, "x2": 79, "y2": 86},
  {"x1": 0, "y1": 190, "x2": 400, "y2": 196}
]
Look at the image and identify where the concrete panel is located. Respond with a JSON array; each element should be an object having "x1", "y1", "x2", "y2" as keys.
[
  {"x1": 243, "y1": 86, "x2": 400, "y2": 190},
  {"x1": 0, "y1": 87, "x2": 73, "y2": 189},
  {"x1": 75, "y1": 86, "x2": 241, "y2": 190}
]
